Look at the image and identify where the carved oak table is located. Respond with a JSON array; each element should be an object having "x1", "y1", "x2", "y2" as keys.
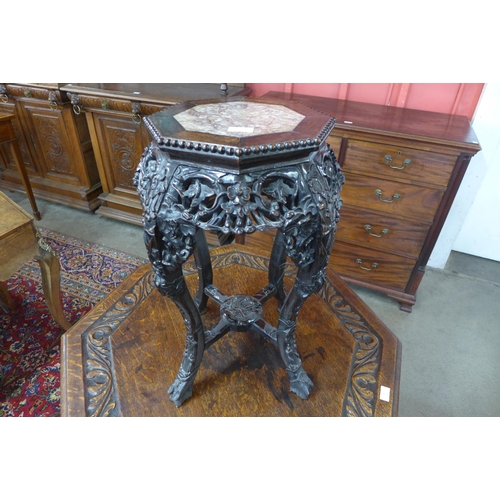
[
  {"x1": 133, "y1": 96, "x2": 345, "y2": 407},
  {"x1": 60, "y1": 245, "x2": 402, "y2": 417}
]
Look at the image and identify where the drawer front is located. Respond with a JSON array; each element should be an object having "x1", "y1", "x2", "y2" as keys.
[
  {"x1": 66, "y1": 93, "x2": 167, "y2": 116},
  {"x1": 336, "y1": 205, "x2": 430, "y2": 258},
  {"x1": 342, "y1": 172, "x2": 444, "y2": 222},
  {"x1": 343, "y1": 139, "x2": 457, "y2": 187},
  {"x1": 329, "y1": 241, "x2": 416, "y2": 290},
  {"x1": 5, "y1": 84, "x2": 65, "y2": 104}
]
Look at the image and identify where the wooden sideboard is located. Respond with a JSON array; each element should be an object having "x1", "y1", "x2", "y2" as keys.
[
  {"x1": 0, "y1": 83, "x2": 101, "y2": 211},
  {"x1": 0, "y1": 83, "x2": 249, "y2": 228},
  {"x1": 243, "y1": 91, "x2": 481, "y2": 312},
  {"x1": 61, "y1": 83, "x2": 251, "y2": 229}
]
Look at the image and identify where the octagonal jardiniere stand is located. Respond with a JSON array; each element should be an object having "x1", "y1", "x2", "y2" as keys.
[{"x1": 134, "y1": 96, "x2": 344, "y2": 407}]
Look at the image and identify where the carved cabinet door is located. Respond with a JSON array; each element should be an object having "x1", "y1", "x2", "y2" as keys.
[
  {"x1": 18, "y1": 100, "x2": 84, "y2": 185},
  {"x1": 87, "y1": 111, "x2": 148, "y2": 200}
]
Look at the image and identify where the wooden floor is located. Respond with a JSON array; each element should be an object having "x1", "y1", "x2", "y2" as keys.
[{"x1": 61, "y1": 244, "x2": 401, "y2": 417}]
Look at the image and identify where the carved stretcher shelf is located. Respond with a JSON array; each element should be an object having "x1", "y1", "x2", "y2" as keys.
[{"x1": 60, "y1": 244, "x2": 401, "y2": 417}]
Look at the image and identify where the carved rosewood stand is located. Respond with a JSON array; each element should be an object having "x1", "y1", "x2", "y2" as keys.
[{"x1": 134, "y1": 97, "x2": 344, "y2": 407}]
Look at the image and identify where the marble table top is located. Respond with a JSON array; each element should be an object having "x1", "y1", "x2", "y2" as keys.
[
  {"x1": 173, "y1": 101, "x2": 305, "y2": 138},
  {"x1": 143, "y1": 96, "x2": 336, "y2": 171}
]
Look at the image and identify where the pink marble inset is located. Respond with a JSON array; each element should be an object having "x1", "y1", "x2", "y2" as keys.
[{"x1": 174, "y1": 102, "x2": 305, "y2": 138}]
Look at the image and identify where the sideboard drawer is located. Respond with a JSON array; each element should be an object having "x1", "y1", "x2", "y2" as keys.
[
  {"x1": 343, "y1": 139, "x2": 457, "y2": 186},
  {"x1": 342, "y1": 172, "x2": 444, "y2": 222},
  {"x1": 335, "y1": 206, "x2": 430, "y2": 258},
  {"x1": 329, "y1": 241, "x2": 416, "y2": 290}
]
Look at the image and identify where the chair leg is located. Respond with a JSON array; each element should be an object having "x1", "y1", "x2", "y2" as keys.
[{"x1": 34, "y1": 235, "x2": 72, "y2": 331}]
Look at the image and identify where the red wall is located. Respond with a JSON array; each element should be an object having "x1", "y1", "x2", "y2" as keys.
[{"x1": 245, "y1": 83, "x2": 484, "y2": 121}]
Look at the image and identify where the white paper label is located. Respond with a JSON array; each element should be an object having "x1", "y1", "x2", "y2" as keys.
[
  {"x1": 228, "y1": 126, "x2": 254, "y2": 133},
  {"x1": 380, "y1": 386, "x2": 391, "y2": 402}
]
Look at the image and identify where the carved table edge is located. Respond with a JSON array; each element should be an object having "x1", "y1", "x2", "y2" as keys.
[{"x1": 60, "y1": 245, "x2": 401, "y2": 417}]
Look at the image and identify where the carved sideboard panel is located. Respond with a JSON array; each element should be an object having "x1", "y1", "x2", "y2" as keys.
[
  {"x1": 61, "y1": 83, "x2": 252, "y2": 238},
  {"x1": 0, "y1": 83, "x2": 101, "y2": 211}
]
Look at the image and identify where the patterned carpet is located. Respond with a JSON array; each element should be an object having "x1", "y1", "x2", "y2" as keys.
[{"x1": 0, "y1": 228, "x2": 146, "y2": 417}]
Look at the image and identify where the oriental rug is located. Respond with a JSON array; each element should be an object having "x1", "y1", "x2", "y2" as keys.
[{"x1": 0, "y1": 228, "x2": 146, "y2": 417}]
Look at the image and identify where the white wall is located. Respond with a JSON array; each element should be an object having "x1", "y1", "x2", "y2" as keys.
[{"x1": 428, "y1": 83, "x2": 500, "y2": 268}]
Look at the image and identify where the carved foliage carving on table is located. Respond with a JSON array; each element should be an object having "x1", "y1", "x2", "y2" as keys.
[
  {"x1": 318, "y1": 279, "x2": 382, "y2": 417},
  {"x1": 81, "y1": 270, "x2": 156, "y2": 417},
  {"x1": 134, "y1": 142, "x2": 344, "y2": 272},
  {"x1": 31, "y1": 114, "x2": 72, "y2": 174}
]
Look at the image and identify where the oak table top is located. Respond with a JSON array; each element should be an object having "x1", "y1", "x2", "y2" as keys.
[{"x1": 61, "y1": 244, "x2": 401, "y2": 417}]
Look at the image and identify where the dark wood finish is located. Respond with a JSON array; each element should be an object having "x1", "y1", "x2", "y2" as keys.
[
  {"x1": 0, "y1": 191, "x2": 71, "y2": 330},
  {"x1": 61, "y1": 84, "x2": 251, "y2": 241},
  {"x1": 0, "y1": 112, "x2": 40, "y2": 220},
  {"x1": 135, "y1": 97, "x2": 342, "y2": 406},
  {"x1": 60, "y1": 244, "x2": 401, "y2": 417},
  {"x1": 258, "y1": 91, "x2": 481, "y2": 311},
  {"x1": 0, "y1": 84, "x2": 101, "y2": 211}
]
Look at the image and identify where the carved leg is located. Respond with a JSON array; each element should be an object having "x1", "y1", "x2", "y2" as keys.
[
  {"x1": 268, "y1": 229, "x2": 287, "y2": 309},
  {"x1": 192, "y1": 228, "x2": 213, "y2": 314},
  {"x1": 34, "y1": 235, "x2": 72, "y2": 331},
  {"x1": 276, "y1": 277, "x2": 314, "y2": 399},
  {"x1": 157, "y1": 268, "x2": 205, "y2": 407},
  {"x1": 147, "y1": 226, "x2": 206, "y2": 407},
  {"x1": 278, "y1": 227, "x2": 334, "y2": 399}
]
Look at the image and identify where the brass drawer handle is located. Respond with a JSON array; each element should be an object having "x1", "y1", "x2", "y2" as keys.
[
  {"x1": 101, "y1": 100, "x2": 111, "y2": 110},
  {"x1": 364, "y1": 224, "x2": 389, "y2": 238},
  {"x1": 48, "y1": 92, "x2": 58, "y2": 111},
  {"x1": 356, "y1": 258, "x2": 378, "y2": 271},
  {"x1": 23, "y1": 88, "x2": 33, "y2": 98},
  {"x1": 69, "y1": 93, "x2": 82, "y2": 115},
  {"x1": 384, "y1": 154, "x2": 412, "y2": 170},
  {"x1": 375, "y1": 189, "x2": 401, "y2": 203},
  {"x1": 0, "y1": 94, "x2": 8, "y2": 103},
  {"x1": 132, "y1": 102, "x2": 142, "y2": 124}
]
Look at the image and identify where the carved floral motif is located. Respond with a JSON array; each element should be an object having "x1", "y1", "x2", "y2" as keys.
[
  {"x1": 109, "y1": 128, "x2": 139, "y2": 189},
  {"x1": 134, "y1": 142, "x2": 344, "y2": 271},
  {"x1": 82, "y1": 270, "x2": 156, "y2": 417},
  {"x1": 32, "y1": 115, "x2": 72, "y2": 174}
]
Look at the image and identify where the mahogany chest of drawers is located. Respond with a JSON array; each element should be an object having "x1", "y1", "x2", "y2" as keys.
[{"x1": 244, "y1": 91, "x2": 481, "y2": 311}]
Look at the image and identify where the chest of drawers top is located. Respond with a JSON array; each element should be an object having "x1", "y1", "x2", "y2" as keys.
[{"x1": 262, "y1": 91, "x2": 480, "y2": 152}]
